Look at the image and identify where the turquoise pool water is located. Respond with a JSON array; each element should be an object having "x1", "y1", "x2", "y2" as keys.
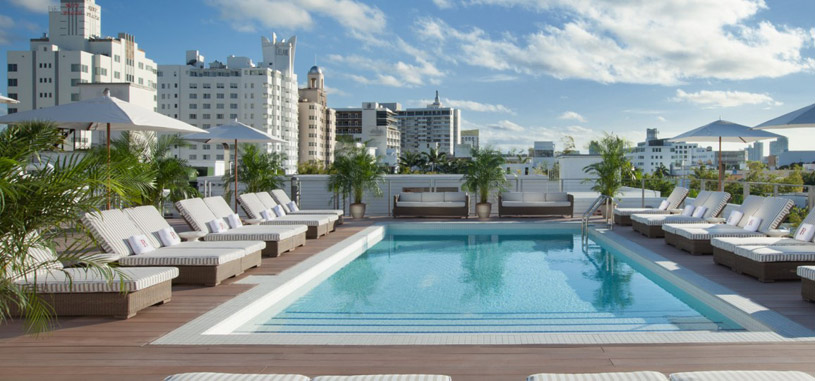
[{"x1": 242, "y1": 226, "x2": 743, "y2": 334}]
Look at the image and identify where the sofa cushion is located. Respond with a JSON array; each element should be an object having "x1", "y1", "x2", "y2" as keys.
[
  {"x1": 524, "y1": 193, "x2": 546, "y2": 202},
  {"x1": 502, "y1": 201, "x2": 571, "y2": 208},
  {"x1": 400, "y1": 192, "x2": 422, "y2": 202},
  {"x1": 443, "y1": 192, "x2": 466, "y2": 202},
  {"x1": 397, "y1": 201, "x2": 466, "y2": 208},
  {"x1": 546, "y1": 193, "x2": 569, "y2": 202},
  {"x1": 421, "y1": 192, "x2": 445, "y2": 202},
  {"x1": 502, "y1": 192, "x2": 523, "y2": 201}
]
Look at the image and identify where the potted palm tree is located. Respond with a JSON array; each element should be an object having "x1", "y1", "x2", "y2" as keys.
[
  {"x1": 461, "y1": 147, "x2": 507, "y2": 219},
  {"x1": 328, "y1": 146, "x2": 384, "y2": 219},
  {"x1": 583, "y1": 133, "x2": 635, "y2": 218}
]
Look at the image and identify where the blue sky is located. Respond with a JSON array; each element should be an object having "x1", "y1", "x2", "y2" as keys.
[{"x1": 2, "y1": 0, "x2": 815, "y2": 153}]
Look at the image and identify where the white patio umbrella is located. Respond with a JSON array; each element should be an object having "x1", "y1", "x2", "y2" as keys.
[
  {"x1": 0, "y1": 94, "x2": 19, "y2": 104},
  {"x1": 183, "y1": 120, "x2": 288, "y2": 211},
  {"x1": 0, "y1": 89, "x2": 206, "y2": 208},
  {"x1": 668, "y1": 120, "x2": 783, "y2": 191},
  {"x1": 754, "y1": 102, "x2": 815, "y2": 129}
]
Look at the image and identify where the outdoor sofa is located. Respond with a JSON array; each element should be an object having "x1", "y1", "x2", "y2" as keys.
[
  {"x1": 613, "y1": 186, "x2": 689, "y2": 226},
  {"x1": 662, "y1": 196, "x2": 794, "y2": 256},
  {"x1": 630, "y1": 191, "x2": 731, "y2": 238},
  {"x1": 270, "y1": 189, "x2": 344, "y2": 224},
  {"x1": 8, "y1": 242, "x2": 177, "y2": 319},
  {"x1": 526, "y1": 370, "x2": 815, "y2": 381},
  {"x1": 498, "y1": 192, "x2": 574, "y2": 217},
  {"x1": 165, "y1": 373, "x2": 452, "y2": 381},
  {"x1": 392, "y1": 191, "x2": 470, "y2": 218},
  {"x1": 83, "y1": 208, "x2": 263, "y2": 286},
  {"x1": 236, "y1": 193, "x2": 335, "y2": 238},
  {"x1": 175, "y1": 197, "x2": 307, "y2": 256}
]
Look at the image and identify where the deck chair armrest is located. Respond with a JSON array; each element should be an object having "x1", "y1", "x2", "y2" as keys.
[
  {"x1": 178, "y1": 231, "x2": 207, "y2": 241},
  {"x1": 766, "y1": 229, "x2": 791, "y2": 237},
  {"x1": 668, "y1": 208, "x2": 683, "y2": 214},
  {"x1": 244, "y1": 218, "x2": 265, "y2": 225}
]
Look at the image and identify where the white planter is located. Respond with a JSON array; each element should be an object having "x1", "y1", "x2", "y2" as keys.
[
  {"x1": 476, "y1": 202, "x2": 491, "y2": 219},
  {"x1": 350, "y1": 203, "x2": 366, "y2": 219}
]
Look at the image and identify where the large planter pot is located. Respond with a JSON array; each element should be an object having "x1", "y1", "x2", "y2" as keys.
[
  {"x1": 350, "y1": 203, "x2": 366, "y2": 219},
  {"x1": 476, "y1": 202, "x2": 491, "y2": 219}
]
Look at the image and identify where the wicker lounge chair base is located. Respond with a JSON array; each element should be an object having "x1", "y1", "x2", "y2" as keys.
[
  {"x1": 31, "y1": 281, "x2": 172, "y2": 319},
  {"x1": 240, "y1": 250, "x2": 262, "y2": 270},
  {"x1": 499, "y1": 206, "x2": 573, "y2": 218},
  {"x1": 615, "y1": 214, "x2": 633, "y2": 226},
  {"x1": 712, "y1": 247, "x2": 739, "y2": 269},
  {"x1": 306, "y1": 223, "x2": 328, "y2": 239},
  {"x1": 733, "y1": 258, "x2": 809, "y2": 283},
  {"x1": 664, "y1": 231, "x2": 713, "y2": 255},
  {"x1": 263, "y1": 233, "x2": 306, "y2": 257},
  {"x1": 803, "y1": 278, "x2": 815, "y2": 302},
  {"x1": 632, "y1": 220, "x2": 665, "y2": 238},
  {"x1": 169, "y1": 257, "x2": 244, "y2": 287}
]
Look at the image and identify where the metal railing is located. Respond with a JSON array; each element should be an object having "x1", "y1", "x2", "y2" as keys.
[{"x1": 582, "y1": 195, "x2": 613, "y2": 244}]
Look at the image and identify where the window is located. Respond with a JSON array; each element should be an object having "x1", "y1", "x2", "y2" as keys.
[
  {"x1": 138, "y1": 62, "x2": 144, "y2": 69},
  {"x1": 114, "y1": 55, "x2": 121, "y2": 63},
  {"x1": 202, "y1": 154, "x2": 210, "y2": 160},
  {"x1": 7, "y1": 93, "x2": 16, "y2": 100},
  {"x1": 203, "y1": 93, "x2": 211, "y2": 99},
  {"x1": 71, "y1": 93, "x2": 79, "y2": 101},
  {"x1": 189, "y1": 104, "x2": 197, "y2": 109},
  {"x1": 189, "y1": 83, "x2": 198, "y2": 89},
  {"x1": 230, "y1": 83, "x2": 238, "y2": 89},
  {"x1": 203, "y1": 103, "x2": 211, "y2": 109},
  {"x1": 203, "y1": 144, "x2": 211, "y2": 150},
  {"x1": 230, "y1": 113, "x2": 238, "y2": 119},
  {"x1": 230, "y1": 93, "x2": 238, "y2": 99},
  {"x1": 203, "y1": 83, "x2": 211, "y2": 89},
  {"x1": 216, "y1": 83, "x2": 224, "y2": 89},
  {"x1": 216, "y1": 114, "x2": 224, "y2": 119},
  {"x1": 216, "y1": 93, "x2": 224, "y2": 99},
  {"x1": 7, "y1": 79, "x2": 17, "y2": 87},
  {"x1": 189, "y1": 94, "x2": 197, "y2": 99},
  {"x1": 216, "y1": 103, "x2": 224, "y2": 109},
  {"x1": 202, "y1": 114, "x2": 211, "y2": 119},
  {"x1": 216, "y1": 154, "x2": 224, "y2": 160},
  {"x1": 189, "y1": 114, "x2": 197, "y2": 119},
  {"x1": 230, "y1": 103, "x2": 238, "y2": 109},
  {"x1": 7, "y1": 64, "x2": 17, "y2": 72},
  {"x1": 189, "y1": 155, "x2": 197, "y2": 160},
  {"x1": 114, "y1": 71, "x2": 121, "y2": 79}
]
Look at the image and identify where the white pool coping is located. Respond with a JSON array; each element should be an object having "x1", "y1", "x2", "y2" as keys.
[{"x1": 153, "y1": 222, "x2": 815, "y2": 346}]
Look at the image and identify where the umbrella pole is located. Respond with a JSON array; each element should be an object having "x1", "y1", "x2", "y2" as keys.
[
  {"x1": 234, "y1": 139, "x2": 239, "y2": 212},
  {"x1": 718, "y1": 136, "x2": 723, "y2": 192},
  {"x1": 107, "y1": 123, "x2": 111, "y2": 209}
]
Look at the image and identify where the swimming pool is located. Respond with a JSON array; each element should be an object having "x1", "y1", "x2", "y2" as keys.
[
  {"x1": 235, "y1": 225, "x2": 741, "y2": 335},
  {"x1": 155, "y1": 222, "x2": 812, "y2": 345}
]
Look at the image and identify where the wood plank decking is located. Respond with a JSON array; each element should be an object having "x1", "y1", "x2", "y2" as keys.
[{"x1": 2, "y1": 217, "x2": 815, "y2": 381}]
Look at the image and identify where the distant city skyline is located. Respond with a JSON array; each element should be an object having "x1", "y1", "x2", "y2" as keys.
[{"x1": 2, "y1": 0, "x2": 815, "y2": 153}]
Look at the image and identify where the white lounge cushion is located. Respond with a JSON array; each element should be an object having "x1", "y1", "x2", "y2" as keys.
[
  {"x1": 502, "y1": 201, "x2": 571, "y2": 208},
  {"x1": 633, "y1": 214, "x2": 704, "y2": 226},
  {"x1": 669, "y1": 370, "x2": 815, "y2": 381},
  {"x1": 397, "y1": 201, "x2": 466, "y2": 208},
  {"x1": 15, "y1": 267, "x2": 178, "y2": 293},
  {"x1": 658, "y1": 200, "x2": 670, "y2": 210},
  {"x1": 443, "y1": 192, "x2": 466, "y2": 202},
  {"x1": 795, "y1": 223, "x2": 815, "y2": 242},
  {"x1": 208, "y1": 219, "x2": 229, "y2": 233},
  {"x1": 797, "y1": 266, "x2": 815, "y2": 280},
  {"x1": 744, "y1": 216, "x2": 762, "y2": 232},
  {"x1": 288, "y1": 209, "x2": 344, "y2": 217},
  {"x1": 119, "y1": 247, "x2": 245, "y2": 267},
  {"x1": 614, "y1": 208, "x2": 671, "y2": 217},
  {"x1": 546, "y1": 193, "x2": 569, "y2": 202},
  {"x1": 691, "y1": 206, "x2": 707, "y2": 218},
  {"x1": 421, "y1": 192, "x2": 445, "y2": 202},
  {"x1": 175, "y1": 198, "x2": 221, "y2": 233},
  {"x1": 667, "y1": 224, "x2": 765, "y2": 240},
  {"x1": 82, "y1": 209, "x2": 150, "y2": 257},
  {"x1": 255, "y1": 192, "x2": 280, "y2": 209},
  {"x1": 524, "y1": 192, "x2": 546, "y2": 202},
  {"x1": 314, "y1": 376, "x2": 453, "y2": 381},
  {"x1": 205, "y1": 224, "x2": 308, "y2": 242},
  {"x1": 399, "y1": 192, "x2": 422, "y2": 202},
  {"x1": 734, "y1": 244, "x2": 815, "y2": 263},
  {"x1": 665, "y1": 187, "x2": 689, "y2": 209},
  {"x1": 711, "y1": 236, "x2": 808, "y2": 253},
  {"x1": 270, "y1": 189, "x2": 295, "y2": 206},
  {"x1": 174, "y1": 240, "x2": 266, "y2": 254},
  {"x1": 261, "y1": 209, "x2": 275, "y2": 221},
  {"x1": 237, "y1": 193, "x2": 268, "y2": 220},
  {"x1": 502, "y1": 192, "x2": 523, "y2": 201},
  {"x1": 165, "y1": 373, "x2": 311, "y2": 381},
  {"x1": 527, "y1": 372, "x2": 668, "y2": 381},
  {"x1": 260, "y1": 215, "x2": 333, "y2": 227}
]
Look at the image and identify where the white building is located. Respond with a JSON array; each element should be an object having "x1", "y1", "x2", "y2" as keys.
[
  {"x1": 335, "y1": 102, "x2": 401, "y2": 167},
  {"x1": 6, "y1": 0, "x2": 157, "y2": 149},
  {"x1": 298, "y1": 65, "x2": 335, "y2": 167},
  {"x1": 461, "y1": 129, "x2": 479, "y2": 150},
  {"x1": 531, "y1": 141, "x2": 556, "y2": 170},
  {"x1": 627, "y1": 128, "x2": 714, "y2": 175},
  {"x1": 397, "y1": 91, "x2": 461, "y2": 155},
  {"x1": 157, "y1": 34, "x2": 299, "y2": 174}
]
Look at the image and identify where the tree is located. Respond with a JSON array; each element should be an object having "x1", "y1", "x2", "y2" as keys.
[
  {"x1": 0, "y1": 121, "x2": 137, "y2": 334},
  {"x1": 298, "y1": 160, "x2": 329, "y2": 174},
  {"x1": 223, "y1": 144, "x2": 286, "y2": 203},
  {"x1": 583, "y1": 133, "x2": 635, "y2": 198},
  {"x1": 560, "y1": 135, "x2": 577, "y2": 155},
  {"x1": 461, "y1": 147, "x2": 508, "y2": 204},
  {"x1": 422, "y1": 147, "x2": 447, "y2": 173},
  {"x1": 327, "y1": 145, "x2": 384, "y2": 204},
  {"x1": 398, "y1": 151, "x2": 426, "y2": 173}
]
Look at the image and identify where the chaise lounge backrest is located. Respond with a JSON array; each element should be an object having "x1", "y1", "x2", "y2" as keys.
[
  {"x1": 698, "y1": 191, "x2": 731, "y2": 219},
  {"x1": 204, "y1": 196, "x2": 237, "y2": 220},
  {"x1": 270, "y1": 189, "x2": 294, "y2": 211},
  {"x1": 82, "y1": 209, "x2": 145, "y2": 258},
  {"x1": 665, "y1": 187, "x2": 690, "y2": 209},
  {"x1": 689, "y1": 190, "x2": 711, "y2": 208},
  {"x1": 175, "y1": 198, "x2": 221, "y2": 234},
  {"x1": 729, "y1": 195, "x2": 764, "y2": 227},
  {"x1": 255, "y1": 192, "x2": 279, "y2": 209},
  {"x1": 123, "y1": 206, "x2": 172, "y2": 249},
  {"x1": 752, "y1": 197, "x2": 794, "y2": 233},
  {"x1": 238, "y1": 193, "x2": 267, "y2": 220}
]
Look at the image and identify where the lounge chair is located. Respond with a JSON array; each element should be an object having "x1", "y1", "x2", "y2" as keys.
[
  {"x1": 269, "y1": 189, "x2": 344, "y2": 224},
  {"x1": 662, "y1": 197, "x2": 794, "y2": 256},
  {"x1": 175, "y1": 198, "x2": 307, "y2": 257},
  {"x1": 527, "y1": 372, "x2": 668, "y2": 381},
  {"x1": 237, "y1": 193, "x2": 333, "y2": 238},
  {"x1": 165, "y1": 374, "x2": 310, "y2": 381},
  {"x1": 799, "y1": 266, "x2": 815, "y2": 302},
  {"x1": 711, "y1": 207, "x2": 815, "y2": 269},
  {"x1": 9, "y1": 243, "x2": 177, "y2": 319},
  {"x1": 253, "y1": 192, "x2": 338, "y2": 231},
  {"x1": 614, "y1": 186, "x2": 689, "y2": 226},
  {"x1": 631, "y1": 191, "x2": 730, "y2": 238},
  {"x1": 83, "y1": 209, "x2": 259, "y2": 286},
  {"x1": 124, "y1": 205, "x2": 264, "y2": 271},
  {"x1": 669, "y1": 370, "x2": 815, "y2": 380},
  {"x1": 312, "y1": 376, "x2": 452, "y2": 381}
]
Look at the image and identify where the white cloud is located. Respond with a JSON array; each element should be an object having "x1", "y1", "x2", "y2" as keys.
[
  {"x1": 672, "y1": 89, "x2": 782, "y2": 108},
  {"x1": 413, "y1": 1, "x2": 815, "y2": 85},
  {"x1": 432, "y1": 0, "x2": 455, "y2": 9},
  {"x1": 206, "y1": 0, "x2": 386, "y2": 35},
  {"x1": 329, "y1": 54, "x2": 443, "y2": 88},
  {"x1": 416, "y1": 98, "x2": 513, "y2": 113},
  {"x1": 474, "y1": 74, "x2": 518, "y2": 82},
  {"x1": 466, "y1": 119, "x2": 599, "y2": 152},
  {"x1": 7, "y1": 0, "x2": 54, "y2": 13},
  {"x1": 657, "y1": 116, "x2": 667, "y2": 122},
  {"x1": 559, "y1": 111, "x2": 586, "y2": 123},
  {"x1": 0, "y1": 15, "x2": 14, "y2": 45}
]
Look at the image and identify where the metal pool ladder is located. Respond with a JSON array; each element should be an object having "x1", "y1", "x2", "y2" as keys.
[{"x1": 581, "y1": 195, "x2": 614, "y2": 244}]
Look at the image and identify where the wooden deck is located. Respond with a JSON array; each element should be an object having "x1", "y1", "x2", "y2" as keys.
[{"x1": 3, "y1": 217, "x2": 815, "y2": 380}]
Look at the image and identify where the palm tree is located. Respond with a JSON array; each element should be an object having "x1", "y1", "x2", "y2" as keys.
[
  {"x1": 0, "y1": 121, "x2": 139, "y2": 333},
  {"x1": 398, "y1": 151, "x2": 426, "y2": 173},
  {"x1": 327, "y1": 145, "x2": 384, "y2": 217},
  {"x1": 422, "y1": 147, "x2": 447, "y2": 173},
  {"x1": 461, "y1": 147, "x2": 507, "y2": 218},
  {"x1": 583, "y1": 133, "x2": 635, "y2": 198},
  {"x1": 223, "y1": 144, "x2": 286, "y2": 203}
]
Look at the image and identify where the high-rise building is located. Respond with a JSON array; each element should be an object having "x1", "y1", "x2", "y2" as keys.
[
  {"x1": 397, "y1": 91, "x2": 460, "y2": 155},
  {"x1": 335, "y1": 102, "x2": 401, "y2": 167},
  {"x1": 770, "y1": 136, "x2": 789, "y2": 157},
  {"x1": 6, "y1": 0, "x2": 157, "y2": 148},
  {"x1": 747, "y1": 142, "x2": 764, "y2": 162},
  {"x1": 626, "y1": 129, "x2": 714, "y2": 175},
  {"x1": 157, "y1": 34, "x2": 299, "y2": 174},
  {"x1": 297, "y1": 66, "x2": 335, "y2": 166}
]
